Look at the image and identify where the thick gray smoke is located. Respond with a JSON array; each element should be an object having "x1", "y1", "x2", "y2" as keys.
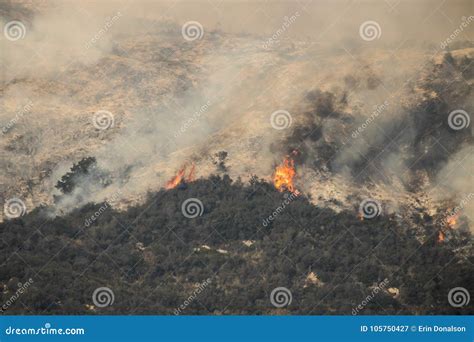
[
  {"x1": 434, "y1": 145, "x2": 474, "y2": 226},
  {"x1": 0, "y1": 0, "x2": 473, "y2": 224}
]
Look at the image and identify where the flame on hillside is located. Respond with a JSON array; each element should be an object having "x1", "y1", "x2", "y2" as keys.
[
  {"x1": 166, "y1": 163, "x2": 196, "y2": 189},
  {"x1": 446, "y1": 212, "x2": 460, "y2": 228},
  {"x1": 438, "y1": 231, "x2": 445, "y2": 243},
  {"x1": 273, "y1": 156, "x2": 296, "y2": 192}
]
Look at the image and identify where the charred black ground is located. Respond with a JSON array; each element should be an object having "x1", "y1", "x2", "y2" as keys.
[{"x1": 1, "y1": 176, "x2": 473, "y2": 315}]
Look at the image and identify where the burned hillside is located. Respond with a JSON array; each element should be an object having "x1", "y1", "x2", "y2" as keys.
[
  {"x1": 1, "y1": 0, "x2": 473, "y2": 318},
  {"x1": 273, "y1": 49, "x2": 473, "y2": 189}
]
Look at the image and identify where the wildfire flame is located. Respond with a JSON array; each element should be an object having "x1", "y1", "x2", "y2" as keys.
[
  {"x1": 165, "y1": 163, "x2": 196, "y2": 189},
  {"x1": 446, "y1": 213, "x2": 459, "y2": 229},
  {"x1": 273, "y1": 156, "x2": 296, "y2": 192},
  {"x1": 438, "y1": 231, "x2": 445, "y2": 243}
]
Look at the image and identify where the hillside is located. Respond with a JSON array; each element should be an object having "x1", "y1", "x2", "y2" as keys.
[
  {"x1": 1, "y1": 176, "x2": 473, "y2": 314},
  {"x1": 1, "y1": 0, "x2": 473, "y2": 316}
]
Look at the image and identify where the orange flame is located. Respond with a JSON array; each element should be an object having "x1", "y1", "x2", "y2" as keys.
[
  {"x1": 446, "y1": 213, "x2": 459, "y2": 228},
  {"x1": 273, "y1": 156, "x2": 296, "y2": 192},
  {"x1": 438, "y1": 231, "x2": 445, "y2": 243},
  {"x1": 165, "y1": 163, "x2": 196, "y2": 189}
]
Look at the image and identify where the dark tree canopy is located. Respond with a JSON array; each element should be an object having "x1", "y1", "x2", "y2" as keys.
[{"x1": 1, "y1": 176, "x2": 473, "y2": 315}]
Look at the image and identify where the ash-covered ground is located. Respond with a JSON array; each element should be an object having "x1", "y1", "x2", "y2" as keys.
[{"x1": 0, "y1": 0, "x2": 473, "y2": 315}]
